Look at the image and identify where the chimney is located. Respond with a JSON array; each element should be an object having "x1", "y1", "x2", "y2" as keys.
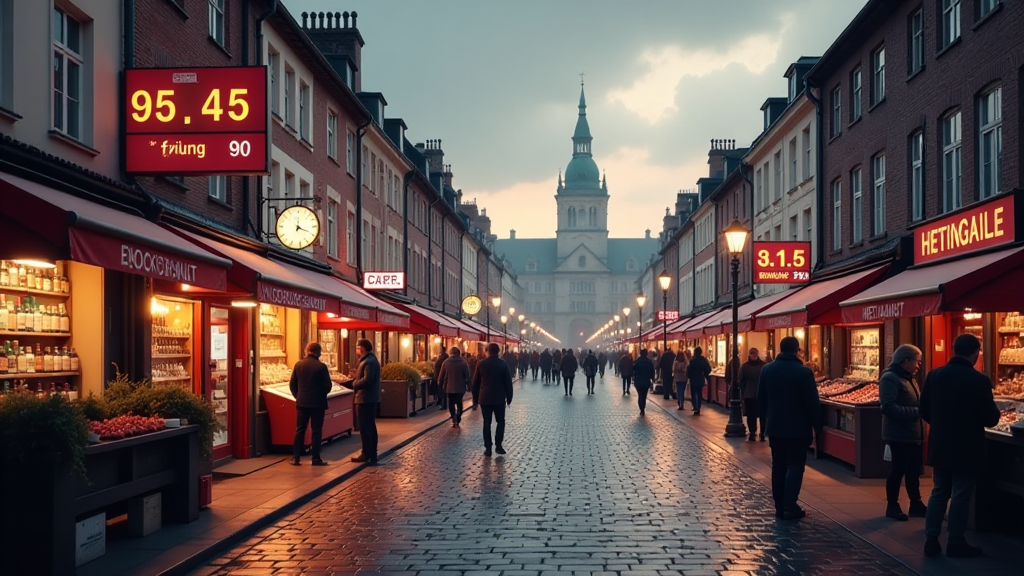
[
  {"x1": 510, "y1": 229, "x2": 516, "y2": 239},
  {"x1": 707, "y1": 138, "x2": 736, "y2": 179},
  {"x1": 675, "y1": 190, "x2": 699, "y2": 223},
  {"x1": 645, "y1": 229, "x2": 651, "y2": 239},
  {"x1": 423, "y1": 139, "x2": 444, "y2": 174},
  {"x1": 302, "y1": 11, "x2": 365, "y2": 92},
  {"x1": 443, "y1": 163, "x2": 454, "y2": 189}
]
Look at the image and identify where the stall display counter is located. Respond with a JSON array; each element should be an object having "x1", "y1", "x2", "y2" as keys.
[
  {"x1": 817, "y1": 390, "x2": 886, "y2": 478},
  {"x1": 976, "y1": 427, "x2": 1024, "y2": 532},
  {"x1": 260, "y1": 382, "x2": 354, "y2": 447},
  {"x1": 706, "y1": 372, "x2": 728, "y2": 405}
]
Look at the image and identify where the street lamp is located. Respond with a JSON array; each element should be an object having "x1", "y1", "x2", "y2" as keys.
[
  {"x1": 613, "y1": 314, "x2": 621, "y2": 344},
  {"x1": 500, "y1": 314, "x2": 509, "y2": 352},
  {"x1": 636, "y1": 293, "x2": 647, "y2": 334},
  {"x1": 488, "y1": 295, "x2": 501, "y2": 343},
  {"x1": 658, "y1": 270, "x2": 672, "y2": 399},
  {"x1": 518, "y1": 314, "x2": 525, "y2": 335},
  {"x1": 724, "y1": 219, "x2": 750, "y2": 437}
]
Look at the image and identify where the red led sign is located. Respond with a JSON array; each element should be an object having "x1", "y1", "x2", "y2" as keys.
[
  {"x1": 752, "y1": 241, "x2": 811, "y2": 284},
  {"x1": 124, "y1": 66, "x2": 268, "y2": 175}
]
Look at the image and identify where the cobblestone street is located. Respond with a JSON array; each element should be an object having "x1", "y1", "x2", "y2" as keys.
[{"x1": 194, "y1": 375, "x2": 915, "y2": 576}]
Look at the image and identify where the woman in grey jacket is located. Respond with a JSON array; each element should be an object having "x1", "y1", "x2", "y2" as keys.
[
  {"x1": 437, "y1": 347, "x2": 472, "y2": 428},
  {"x1": 878, "y1": 344, "x2": 926, "y2": 521}
]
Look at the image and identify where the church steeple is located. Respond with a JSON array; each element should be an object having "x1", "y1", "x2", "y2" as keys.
[
  {"x1": 562, "y1": 79, "x2": 602, "y2": 193},
  {"x1": 572, "y1": 82, "x2": 592, "y2": 155}
]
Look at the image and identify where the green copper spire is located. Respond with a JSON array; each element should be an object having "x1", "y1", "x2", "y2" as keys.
[
  {"x1": 563, "y1": 80, "x2": 601, "y2": 192},
  {"x1": 573, "y1": 84, "x2": 592, "y2": 141}
]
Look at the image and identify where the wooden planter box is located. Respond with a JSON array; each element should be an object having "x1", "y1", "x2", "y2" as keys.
[
  {"x1": 380, "y1": 380, "x2": 416, "y2": 418},
  {"x1": 0, "y1": 426, "x2": 200, "y2": 576}
]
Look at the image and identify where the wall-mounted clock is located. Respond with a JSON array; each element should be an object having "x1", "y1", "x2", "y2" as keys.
[
  {"x1": 461, "y1": 295, "x2": 482, "y2": 316},
  {"x1": 275, "y1": 205, "x2": 320, "y2": 249}
]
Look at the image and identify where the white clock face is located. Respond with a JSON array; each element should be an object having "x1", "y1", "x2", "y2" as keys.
[{"x1": 275, "y1": 205, "x2": 320, "y2": 249}]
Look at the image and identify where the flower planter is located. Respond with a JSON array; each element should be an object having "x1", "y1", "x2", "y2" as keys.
[{"x1": 380, "y1": 379, "x2": 416, "y2": 418}]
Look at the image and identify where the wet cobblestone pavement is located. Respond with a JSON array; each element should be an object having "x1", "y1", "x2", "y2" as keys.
[{"x1": 194, "y1": 375, "x2": 916, "y2": 576}]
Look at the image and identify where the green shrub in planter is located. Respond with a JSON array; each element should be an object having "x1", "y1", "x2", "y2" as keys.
[
  {"x1": 380, "y1": 362, "x2": 422, "y2": 389},
  {"x1": 0, "y1": 392, "x2": 90, "y2": 478},
  {"x1": 411, "y1": 361, "x2": 434, "y2": 378},
  {"x1": 73, "y1": 393, "x2": 108, "y2": 422}
]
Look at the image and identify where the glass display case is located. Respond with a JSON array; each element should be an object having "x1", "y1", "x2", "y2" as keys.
[
  {"x1": 847, "y1": 327, "x2": 880, "y2": 380},
  {"x1": 258, "y1": 304, "x2": 290, "y2": 387},
  {"x1": 994, "y1": 312, "x2": 1024, "y2": 399},
  {"x1": 150, "y1": 296, "x2": 194, "y2": 389},
  {"x1": 209, "y1": 307, "x2": 229, "y2": 448}
]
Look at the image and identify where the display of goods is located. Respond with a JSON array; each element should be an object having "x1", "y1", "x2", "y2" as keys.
[
  {"x1": 989, "y1": 405, "x2": 1024, "y2": 434},
  {"x1": 89, "y1": 414, "x2": 166, "y2": 440},
  {"x1": 998, "y1": 346, "x2": 1024, "y2": 364},
  {"x1": 817, "y1": 378, "x2": 870, "y2": 397},
  {"x1": 260, "y1": 362, "x2": 291, "y2": 386},
  {"x1": 848, "y1": 367, "x2": 878, "y2": 380},
  {"x1": 995, "y1": 376, "x2": 1024, "y2": 400},
  {"x1": 829, "y1": 382, "x2": 880, "y2": 405}
]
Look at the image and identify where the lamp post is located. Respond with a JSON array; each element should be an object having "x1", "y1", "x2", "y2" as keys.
[
  {"x1": 488, "y1": 295, "x2": 501, "y2": 343},
  {"x1": 613, "y1": 314, "x2": 621, "y2": 346},
  {"x1": 635, "y1": 293, "x2": 646, "y2": 347},
  {"x1": 500, "y1": 315, "x2": 508, "y2": 352},
  {"x1": 658, "y1": 270, "x2": 672, "y2": 398},
  {"x1": 518, "y1": 314, "x2": 525, "y2": 336},
  {"x1": 723, "y1": 219, "x2": 750, "y2": 437}
]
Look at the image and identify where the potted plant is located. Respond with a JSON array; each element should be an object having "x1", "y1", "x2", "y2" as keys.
[
  {"x1": 0, "y1": 391, "x2": 90, "y2": 478},
  {"x1": 380, "y1": 362, "x2": 422, "y2": 418}
]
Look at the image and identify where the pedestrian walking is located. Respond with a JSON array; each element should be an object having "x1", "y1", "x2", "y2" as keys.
[
  {"x1": 351, "y1": 339, "x2": 381, "y2": 464},
  {"x1": 551, "y1": 349, "x2": 562, "y2": 381},
  {"x1": 530, "y1": 349, "x2": 540, "y2": 380},
  {"x1": 921, "y1": 334, "x2": 1001, "y2": 558},
  {"x1": 560, "y1": 348, "x2": 579, "y2": 395},
  {"x1": 597, "y1": 351, "x2": 607, "y2": 378},
  {"x1": 686, "y1": 347, "x2": 712, "y2": 415},
  {"x1": 659, "y1": 347, "x2": 676, "y2": 400},
  {"x1": 757, "y1": 336, "x2": 819, "y2": 521},
  {"x1": 437, "y1": 347, "x2": 471, "y2": 428},
  {"x1": 618, "y1": 350, "x2": 634, "y2": 395},
  {"x1": 583, "y1": 349, "x2": 599, "y2": 394},
  {"x1": 539, "y1": 348, "x2": 552, "y2": 384},
  {"x1": 632, "y1": 348, "x2": 655, "y2": 416},
  {"x1": 740, "y1": 348, "x2": 766, "y2": 441},
  {"x1": 518, "y1": 352, "x2": 530, "y2": 379},
  {"x1": 673, "y1": 349, "x2": 689, "y2": 410},
  {"x1": 471, "y1": 342, "x2": 514, "y2": 457},
  {"x1": 289, "y1": 342, "x2": 333, "y2": 466},
  {"x1": 879, "y1": 344, "x2": 927, "y2": 522},
  {"x1": 433, "y1": 348, "x2": 449, "y2": 410}
]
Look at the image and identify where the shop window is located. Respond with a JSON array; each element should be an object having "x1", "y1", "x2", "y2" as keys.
[
  {"x1": 847, "y1": 327, "x2": 880, "y2": 380},
  {"x1": 150, "y1": 296, "x2": 195, "y2": 390},
  {"x1": 995, "y1": 312, "x2": 1024, "y2": 399}
]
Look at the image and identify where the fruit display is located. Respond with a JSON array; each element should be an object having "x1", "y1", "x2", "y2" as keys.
[
  {"x1": 89, "y1": 414, "x2": 166, "y2": 441},
  {"x1": 829, "y1": 382, "x2": 880, "y2": 405},
  {"x1": 817, "y1": 378, "x2": 872, "y2": 398}
]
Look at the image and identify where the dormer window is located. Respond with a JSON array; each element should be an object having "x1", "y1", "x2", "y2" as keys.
[
  {"x1": 578, "y1": 256, "x2": 587, "y2": 268},
  {"x1": 788, "y1": 73, "x2": 797, "y2": 102},
  {"x1": 627, "y1": 258, "x2": 636, "y2": 271},
  {"x1": 526, "y1": 259, "x2": 537, "y2": 271}
]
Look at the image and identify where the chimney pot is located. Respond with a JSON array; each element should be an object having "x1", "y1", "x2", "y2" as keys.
[
  {"x1": 317, "y1": 12, "x2": 325, "y2": 29},
  {"x1": 326, "y1": 11, "x2": 334, "y2": 28},
  {"x1": 351, "y1": 11, "x2": 358, "y2": 27},
  {"x1": 342, "y1": 11, "x2": 349, "y2": 27},
  {"x1": 301, "y1": 12, "x2": 308, "y2": 27}
]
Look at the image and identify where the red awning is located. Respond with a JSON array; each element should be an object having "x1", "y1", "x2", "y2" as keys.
[
  {"x1": 753, "y1": 264, "x2": 889, "y2": 329},
  {"x1": 0, "y1": 172, "x2": 230, "y2": 290},
  {"x1": 393, "y1": 303, "x2": 460, "y2": 337},
  {"x1": 332, "y1": 284, "x2": 409, "y2": 330},
  {"x1": 705, "y1": 288, "x2": 803, "y2": 334},
  {"x1": 459, "y1": 317, "x2": 494, "y2": 341},
  {"x1": 670, "y1": 309, "x2": 723, "y2": 337},
  {"x1": 840, "y1": 247, "x2": 1024, "y2": 323},
  {"x1": 449, "y1": 318, "x2": 482, "y2": 341},
  {"x1": 686, "y1": 308, "x2": 732, "y2": 338}
]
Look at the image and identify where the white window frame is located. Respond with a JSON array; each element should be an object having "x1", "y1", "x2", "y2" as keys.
[
  {"x1": 851, "y1": 67, "x2": 862, "y2": 121},
  {"x1": 942, "y1": 111, "x2": 962, "y2": 212},
  {"x1": 872, "y1": 154, "x2": 885, "y2": 235},
  {"x1": 208, "y1": 175, "x2": 227, "y2": 202},
  {"x1": 773, "y1": 151, "x2": 782, "y2": 201},
  {"x1": 802, "y1": 127, "x2": 811, "y2": 181},
  {"x1": 298, "y1": 81, "x2": 309, "y2": 141},
  {"x1": 942, "y1": 0, "x2": 961, "y2": 49},
  {"x1": 872, "y1": 46, "x2": 885, "y2": 104},
  {"x1": 52, "y1": 8, "x2": 83, "y2": 140},
  {"x1": 789, "y1": 138, "x2": 797, "y2": 189},
  {"x1": 832, "y1": 180, "x2": 842, "y2": 251},
  {"x1": 326, "y1": 111, "x2": 337, "y2": 159},
  {"x1": 283, "y1": 68, "x2": 294, "y2": 128},
  {"x1": 910, "y1": 10, "x2": 924, "y2": 75},
  {"x1": 851, "y1": 168, "x2": 863, "y2": 244},
  {"x1": 346, "y1": 212, "x2": 355, "y2": 264},
  {"x1": 831, "y1": 85, "x2": 842, "y2": 137},
  {"x1": 755, "y1": 167, "x2": 764, "y2": 211},
  {"x1": 208, "y1": 0, "x2": 224, "y2": 47},
  {"x1": 978, "y1": 87, "x2": 1002, "y2": 199},
  {"x1": 327, "y1": 201, "x2": 338, "y2": 258},
  {"x1": 911, "y1": 132, "x2": 924, "y2": 221},
  {"x1": 346, "y1": 130, "x2": 355, "y2": 174},
  {"x1": 268, "y1": 51, "x2": 279, "y2": 114}
]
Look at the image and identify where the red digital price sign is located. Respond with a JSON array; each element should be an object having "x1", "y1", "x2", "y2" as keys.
[
  {"x1": 124, "y1": 66, "x2": 268, "y2": 175},
  {"x1": 752, "y1": 241, "x2": 811, "y2": 284}
]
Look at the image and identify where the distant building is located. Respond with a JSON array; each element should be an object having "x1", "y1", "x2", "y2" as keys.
[{"x1": 493, "y1": 84, "x2": 659, "y2": 349}]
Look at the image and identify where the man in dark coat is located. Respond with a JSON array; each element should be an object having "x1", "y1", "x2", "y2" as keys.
[
  {"x1": 618, "y1": 351, "x2": 634, "y2": 395},
  {"x1": 597, "y1": 351, "x2": 607, "y2": 378},
  {"x1": 434, "y1": 349, "x2": 449, "y2": 410},
  {"x1": 351, "y1": 339, "x2": 382, "y2": 464},
  {"x1": 560, "y1": 348, "x2": 579, "y2": 396},
  {"x1": 658, "y1": 347, "x2": 676, "y2": 399},
  {"x1": 437, "y1": 347, "x2": 471, "y2": 428},
  {"x1": 879, "y1": 344, "x2": 926, "y2": 521},
  {"x1": 757, "y1": 336, "x2": 819, "y2": 521},
  {"x1": 530, "y1": 350, "x2": 540, "y2": 380},
  {"x1": 739, "y1": 349, "x2": 766, "y2": 442},
  {"x1": 539, "y1": 348, "x2": 553, "y2": 384},
  {"x1": 582, "y1": 350, "x2": 599, "y2": 394},
  {"x1": 289, "y1": 342, "x2": 333, "y2": 466},
  {"x1": 471, "y1": 343, "x2": 514, "y2": 457},
  {"x1": 631, "y1": 348, "x2": 655, "y2": 415},
  {"x1": 921, "y1": 334, "x2": 1001, "y2": 558}
]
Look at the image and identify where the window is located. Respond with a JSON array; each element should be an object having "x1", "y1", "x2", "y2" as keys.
[
  {"x1": 346, "y1": 211, "x2": 355, "y2": 264},
  {"x1": 803, "y1": 208, "x2": 812, "y2": 242},
  {"x1": 326, "y1": 111, "x2": 337, "y2": 159},
  {"x1": 755, "y1": 167, "x2": 764, "y2": 211},
  {"x1": 361, "y1": 220, "x2": 368, "y2": 268},
  {"x1": 568, "y1": 206, "x2": 576, "y2": 227},
  {"x1": 851, "y1": 168, "x2": 863, "y2": 243},
  {"x1": 327, "y1": 201, "x2": 338, "y2": 258},
  {"x1": 346, "y1": 131, "x2": 355, "y2": 174},
  {"x1": 872, "y1": 46, "x2": 885, "y2": 104},
  {"x1": 941, "y1": 0, "x2": 960, "y2": 49},
  {"x1": 830, "y1": 85, "x2": 842, "y2": 137},
  {"x1": 268, "y1": 51, "x2": 279, "y2": 114},
  {"x1": 872, "y1": 153, "x2": 885, "y2": 235},
  {"x1": 52, "y1": 8, "x2": 83, "y2": 140},
  {"x1": 578, "y1": 256, "x2": 587, "y2": 268},
  {"x1": 979, "y1": 0, "x2": 998, "y2": 18},
  {"x1": 283, "y1": 68, "x2": 294, "y2": 127},
  {"x1": 298, "y1": 82, "x2": 309, "y2": 141},
  {"x1": 589, "y1": 206, "x2": 597, "y2": 227},
  {"x1": 910, "y1": 132, "x2": 924, "y2": 221},
  {"x1": 773, "y1": 151, "x2": 782, "y2": 201},
  {"x1": 788, "y1": 138, "x2": 797, "y2": 189},
  {"x1": 361, "y1": 145, "x2": 367, "y2": 184},
  {"x1": 802, "y1": 127, "x2": 811, "y2": 181},
  {"x1": 208, "y1": 0, "x2": 224, "y2": 46},
  {"x1": 626, "y1": 258, "x2": 636, "y2": 271},
  {"x1": 208, "y1": 176, "x2": 227, "y2": 202},
  {"x1": 942, "y1": 111, "x2": 962, "y2": 212},
  {"x1": 978, "y1": 87, "x2": 1002, "y2": 199},
  {"x1": 850, "y1": 67, "x2": 862, "y2": 121},
  {"x1": 789, "y1": 215, "x2": 798, "y2": 240},
  {"x1": 909, "y1": 10, "x2": 924, "y2": 75}
]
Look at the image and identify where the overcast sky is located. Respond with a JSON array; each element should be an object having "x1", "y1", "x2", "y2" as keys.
[{"x1": 295, "y1": 0, "x2": 867, "y2": 239}]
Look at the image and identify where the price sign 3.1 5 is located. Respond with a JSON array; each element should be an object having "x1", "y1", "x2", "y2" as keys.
[{"x1": 752, "y1": 241, "x2": 812, "y2": 284}]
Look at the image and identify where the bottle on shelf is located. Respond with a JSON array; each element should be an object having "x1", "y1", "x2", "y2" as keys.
[
  {"x1": 61, "y1": 346, "x2": 71, "y2": 372},
  {"x1": 69, "y1": 348, "x2": 79, "y2": 372},
  {"x1": 18, "y1": 346, "x2": 29, "y2": 373},
  {"x1": 0, "y1": 261, "x2": 8, "y2": 286},
  {"x1": 0, "y1": 295, "x2": 6, "y2": 331},
  {"x1": 59, "y1": 303, "x2": 70, "y2": 333},
  {"x1": 41, "y1": 271, "x2": 52, "y2": 293},
  {"x1": 33, "y1": 344, "x2": 42, "y2": 373},
  {"x1": 43, "y1": 347, "x2": 53, "y2": 373},
  {"x1": 6, "y1": 342, "x2": 15, "y2": 375},
  {"x1": 0, "y1": 343, "x2": 7, "y2": 373},
  {"x1": 24, "y1": 266, "x2": 34, "y2": 290},
  {"x1": 16, "y1": 299, "x2": 26, "y2": 331},
  {"x1": 32, "y1": 299, "x2": 42, "y2": 333}
]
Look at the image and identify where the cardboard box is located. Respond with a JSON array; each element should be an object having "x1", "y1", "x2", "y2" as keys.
[
  {"x1": 128, "y1": 493, "x2": 162, "y2": 537},
  {"x1": 75, "y1": 512, "x2": 105, "y2": 567}
]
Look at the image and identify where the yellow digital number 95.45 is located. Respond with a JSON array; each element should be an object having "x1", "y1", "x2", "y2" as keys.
[
  {"x1": 130, "y1": 88, "x2": 249, "y2": 123},
  {"x1": 131, "y1": 89, "x2": 175, "y2": 122}
]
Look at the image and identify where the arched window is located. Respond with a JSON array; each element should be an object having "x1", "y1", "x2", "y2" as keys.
[
  {"x1": 568, "y1": 207, "x2": 576, "y2": 227},
  {"x1": 589, "y1": 206, "x2": 597, "y2": 227},
  {"x1": 578, "y1": 255, "x2": 587, "y2": 268}
]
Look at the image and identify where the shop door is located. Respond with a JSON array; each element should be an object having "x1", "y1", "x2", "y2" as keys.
[{"x1": 209, "y1": 306, "x2": 231, "y2": 460}]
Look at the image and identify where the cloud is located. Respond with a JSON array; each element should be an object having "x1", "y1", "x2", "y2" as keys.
[{"x1": 607, "y1": 15, "x2": 793, "y2": 124}]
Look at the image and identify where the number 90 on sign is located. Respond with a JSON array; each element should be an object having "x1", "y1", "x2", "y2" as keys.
[{"x1": 124, "y1": 132, "x2": 267, "y2": 175}]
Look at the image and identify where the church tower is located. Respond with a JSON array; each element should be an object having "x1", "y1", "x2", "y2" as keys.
[{"x1": 556, "y1": 83, "x2": 609, "y2": 260}]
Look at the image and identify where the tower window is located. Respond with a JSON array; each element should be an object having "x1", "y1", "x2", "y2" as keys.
[{"x1": 578, "y1": 256, "x2": 587, "y2": 268}]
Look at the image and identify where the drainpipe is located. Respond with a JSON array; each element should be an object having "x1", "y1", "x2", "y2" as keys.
[
  {"x1": 251, "y1": 0, "x2": 278, "y2": 240},
  {"x1": 459, "y1": 230, "x2": 466, "y2": 313},
  {"x1": 402, "y1": 171, "x2": 414, "y2": 298},
  {"x1": 805, "y1": 77, "x2": 825, "y2": 271},
  {"x1": 738, "y1": 163, "x2": 755, "y2": 300},
  {"x1": 354, "y1": 118, "x2": 372, "y2": 281}
]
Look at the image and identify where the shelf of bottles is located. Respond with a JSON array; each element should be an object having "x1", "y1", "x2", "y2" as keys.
[
  {"x1": 995, "y1": 312, "x2": 1024, "y2": 399},
  {"x1": 847, "y1": 327, "x2": 880, "y2": 381},
  {"x1": 151, "y1": 297, "x2": 194, "y2": 389},
  {"x1": 258, "y1": 304, "x2": 290, "y2": 387},
  {"x1": 0, "y1": 260, "x2": 80, "y2": 394}
]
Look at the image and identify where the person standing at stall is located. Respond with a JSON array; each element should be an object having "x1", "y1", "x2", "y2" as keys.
[
  {"x1": 658, "y1": 347, "x2": 676, "y2": 400},
  {"x1": 433, "y1": 348, "x2": 449, "y2": 411},
  {"x1": 472, "y1": 343, "x2": 514, "y2": 457},
  {"x1": 921, "y1": 334, "x2": 1001, "y2": 558},
  {"x1": 879, "y1": 344, "x2": 927, "y2": 522},
  {"x1": 289, "y1": 342, "x2": 333, "y2": 466},
  {"x1": 351, "y1": 339, "x2": 381, "y2": 464},
  {"x1": 741, "y1": 348, "x2": 766, "y2": 441},
  {"x1": 438, "y1": 346, "x2": 471, "y2": 428},
  {"x1": 631, "y1": 348, "x2": 655, "y2": 416}
]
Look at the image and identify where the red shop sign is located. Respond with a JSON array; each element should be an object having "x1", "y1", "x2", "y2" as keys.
[
  {"x1": 256, "y1": 281, "x2": 336, "y2": 314},
  {"x1": 914, "y1": 193, "x2": 1016, "y2": 265}
]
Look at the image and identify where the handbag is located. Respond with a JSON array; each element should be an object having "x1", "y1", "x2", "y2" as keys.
[{"x1": 883, "y1": 443, "x2": 892, "y2": 462}]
